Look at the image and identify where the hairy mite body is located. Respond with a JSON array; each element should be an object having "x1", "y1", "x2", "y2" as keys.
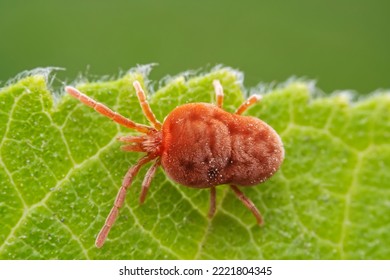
[
  {"x1": 162, "y1": 103, "x2": 284, "y2": 187},
  {"x1": 65, "y1": 79, "x2": 284, "y2": 248}
]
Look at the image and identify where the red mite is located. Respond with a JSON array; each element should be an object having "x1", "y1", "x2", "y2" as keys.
[{"x1": 65, "y1": 80, "x2": 284, "y2": 248}]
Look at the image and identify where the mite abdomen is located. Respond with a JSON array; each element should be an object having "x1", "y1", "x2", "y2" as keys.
[{"x1": 161, "y1": 103, "x2": 284, "y2": 188}]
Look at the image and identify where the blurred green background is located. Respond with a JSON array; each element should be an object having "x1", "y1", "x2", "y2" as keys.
[{"x1": 0, "y1": 0, "x2": 389, "y2": 94}]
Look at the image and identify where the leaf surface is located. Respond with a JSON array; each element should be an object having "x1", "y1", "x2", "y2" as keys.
[{"x1": 0, "y1": 68, "x2": 389, "y2": 259}]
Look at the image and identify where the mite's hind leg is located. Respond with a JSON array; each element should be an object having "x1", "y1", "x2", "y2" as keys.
[
  {"x1": 133, "y1": 81, "x2": 162, "y2": 130},
  {"x1": 213, "y1": 80, "x2": 224, "y2": 108},
  {"x1": 139, "y1": 159, "x2": 161, "y2": 204},
  {"x1": 235, "y1": 94, "x2": 262, "y2": 115},
  {"x1": 208, "y1": 186, "x2": 217, "y2": 218},
  {"x1": 95, "y1": 154, "x2": 155, "y2": 248},
  {"x1": 230, "y1": 185, "x2": 263, "y2": 225},
  {"x1": 65, "y1": 86, "x2": 152, "y2": 134}
]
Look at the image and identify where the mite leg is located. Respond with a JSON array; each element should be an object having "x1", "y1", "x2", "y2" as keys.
[
  {"x1": 95, "y1": 154, "x2": 155, "y2": 248},
  {"x1": 118, "y1": 136, "x2": 145, "y2": 152},
  {"x1": 117, "y1": 135, "x2": 145, "y2": 143},
  {"x1": 121, "y1": 143, "x2": 144, "y2": 152},
  {"x1": 65, "y1": 86, "x2": 153, "y2": 134},
  {"x1": 139, "y1": 159, "x2": 161, "y2": 204},
  {"x1": 230, "y1": 185, "x2": 264, "y2": 225},
  {"x1": 133, "y1": 81, "x2": 162, "y2": 130},
  {"x1": 208, "y1": 186, "x2": 217, "y2": 218},
  {"x1": 234, "y1": 94, "x2": 262, "y2": 115},
  {"x1": 213, "y1": 80, "x2": 224, "y2": 108}
]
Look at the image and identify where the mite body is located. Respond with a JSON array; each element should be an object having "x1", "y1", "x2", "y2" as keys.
[
  {"x1": 65, "y1": 79, "x2": 284, "y2": 248},
  {"x1": 162, "y1": 103, "x2": 284, "y2": 187}
]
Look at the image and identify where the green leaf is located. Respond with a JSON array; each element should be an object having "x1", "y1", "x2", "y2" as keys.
[{"x1": 0, "y1": 67, "x2": 389, "y2": 259}]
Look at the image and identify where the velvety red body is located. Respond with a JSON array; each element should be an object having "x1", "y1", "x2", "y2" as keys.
[{"x1": 161, "y1": 103, "x2": 284, "y2": 188}]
